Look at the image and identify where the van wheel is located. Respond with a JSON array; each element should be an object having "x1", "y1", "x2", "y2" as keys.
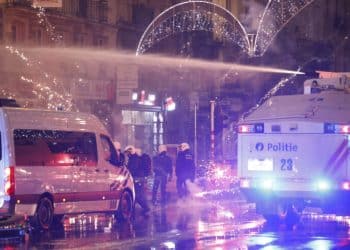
[
  {"x1": 116, "y1": 191, "x2": 133, "y2": 222},
  {"x1": 33, "y1": 197, "x2": 54, "y2": 230}
]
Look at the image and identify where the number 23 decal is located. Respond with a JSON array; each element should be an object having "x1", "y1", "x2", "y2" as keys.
[{"x1": 280, "y1": 158, "x2": 293, "y2": 171}]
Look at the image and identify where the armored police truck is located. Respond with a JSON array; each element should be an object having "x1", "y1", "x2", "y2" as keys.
[{"x1": 237, "y1": 73, "x2": 350, "y2": 217}]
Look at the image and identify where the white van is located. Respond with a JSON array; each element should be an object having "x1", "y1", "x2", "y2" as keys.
[{"x1": 0, "y1": 107, "x2": 135, "y2": 229}]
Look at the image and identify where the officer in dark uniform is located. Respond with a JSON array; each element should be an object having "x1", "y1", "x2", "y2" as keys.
[
  {"x1": 175, "y1": 142, "x2": 195, "y2": 198},
  {"x1": 125, "y1": 145, "x2": 150, "y2": 214},
  {"x1": 152, "y1": 144, "x2": 173, "y2": 205}
]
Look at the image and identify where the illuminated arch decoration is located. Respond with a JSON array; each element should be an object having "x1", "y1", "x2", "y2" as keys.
[
  {"x1": 253, "y1": 0, "x2": 315, "y2": 56},
  {"x1": 137, "y1": 0, "x2": 315, "y2": 57},
  {"x1": 136, "y1": 1, "x2": 250, "y2": 56}
]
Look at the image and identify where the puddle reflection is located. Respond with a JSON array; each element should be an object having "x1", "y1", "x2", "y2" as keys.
[{"x1": 2, "y1": 201, "x2": 350, "y2": 249}]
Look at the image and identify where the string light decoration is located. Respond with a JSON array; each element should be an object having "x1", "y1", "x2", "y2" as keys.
[
  {"x1": 253, "y1": 0, "x2": 315, "y2": 56},
  {"x1": 136, "y1": 1, "x2": 250, "y2": 56},
  {"x1": 136, "y1": 0, "x2": 315, "y2": 57}
]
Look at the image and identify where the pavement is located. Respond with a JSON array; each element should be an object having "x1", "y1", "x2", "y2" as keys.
[{"x1": 0, "y1": 174, "x2": 238, "y2": 240}]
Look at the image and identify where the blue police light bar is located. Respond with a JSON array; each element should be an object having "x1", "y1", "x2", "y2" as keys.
[
  {"x1": 324, "y1": 123, "x2": 350, "y2": 134},
  {"x1": 238, "y1": 123, "x2": 264, "y2": 133}
]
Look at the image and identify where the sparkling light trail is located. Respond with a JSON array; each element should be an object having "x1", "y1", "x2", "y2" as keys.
[{"x1": 2, "y1": 4, "x2": 73, "y2": 110}]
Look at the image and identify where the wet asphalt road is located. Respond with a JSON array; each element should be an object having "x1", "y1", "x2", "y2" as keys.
[{"x1": 1, "y1": 189, "x2": 350, "y2": 249}]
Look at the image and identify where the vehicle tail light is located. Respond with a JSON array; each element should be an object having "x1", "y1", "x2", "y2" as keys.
[
  {"x1": 238, "y1": 123, "x2": 264, "y2": 133},
  {"x1": 341, "y1": 182, "x2": 350, "y2": 190},
  {"x1": 5, "y1": 166, "x2": 15, "y2": 196},
  {"x1": 340, "y1": 125, "x2": 350, "y2": 134},
  {"x1": 324, "y1": 123, "x2": 350, "y2": 134}
]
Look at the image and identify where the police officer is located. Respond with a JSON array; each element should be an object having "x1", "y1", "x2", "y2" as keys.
[
  {"x1": 125, "y1": 145, "x2": 150, "y2": 214},
  {"x1": 152, "y1": 144, "x2": 172, "y2": 205},
  {"x1": 136, "y1": 148, "x2": 152, "y2": 178},
  {"x1": 175, "y1": 142, "x2": 195, "y2": 198}
]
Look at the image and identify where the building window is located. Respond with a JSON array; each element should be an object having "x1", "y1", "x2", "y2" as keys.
[
  {"x1": 98, "y1": 0, "x2": 108, "y2": 23},
  {"x1": 11, "y1": 21, "x2": 25, "y2": 44},
  {"x1": 8, "y1": 0, "x2": 31, "y2": 7},
  {"x1": 78, "y1": 0, "x2": 87, "y2": 17},
  {"x1": 88, "y1": 0, "x2": 98, "y2": 22},
  {"x1": 93, "y1": 36, "x2": 107, "y2": 47},
  {"x1": 11, "y1": 25, "x2": 16, "y2": 43},
  {"x1": 62, "y1": 0, "x2": 79, "y2": 16},
  {"x1": 73, "y1": 33, "x2": 85, "y2": 46},
  {"x1": 0, "y1": 9, "x2": 2, "y2": 43},
  {"x1": 31, "y1": 29, "x2": 42, "y2": 45},
  {"x1": 85, "y1": 0, "x2": 108, "y2": 23},
  {"x1": 132, "y1": 4, "x2": 154, "y2": 29},
  {"x1": 226, "y1": 0, "x2": 231, "y2": 10},
  {"x1": 0, "y1": 24, "x2": 3, "y2": 43}
]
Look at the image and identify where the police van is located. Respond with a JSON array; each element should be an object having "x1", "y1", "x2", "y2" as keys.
[
  {"x1": 0, "y1": 107, "x2": 135, "y2": 229},
  {"x1": 237, "y1": 73, "x2": 350, "y2": 216}
]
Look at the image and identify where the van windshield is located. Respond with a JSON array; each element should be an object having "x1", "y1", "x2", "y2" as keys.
[{"x1": 14, "y1": 129, "x2": 97, "y2": 166}]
